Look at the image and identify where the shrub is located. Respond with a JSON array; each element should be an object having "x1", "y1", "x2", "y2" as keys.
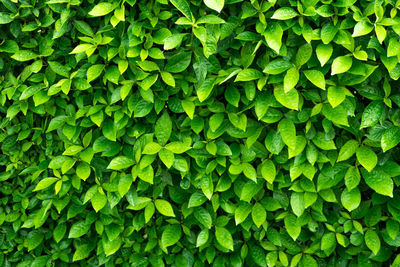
[{"x1": 1, "y1": 0, "x2": 400, "y2": 266}]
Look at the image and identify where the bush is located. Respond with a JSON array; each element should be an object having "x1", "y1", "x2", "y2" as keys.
[{"x1": 1, "y1": 0, "x2": 400, "y2": 265}]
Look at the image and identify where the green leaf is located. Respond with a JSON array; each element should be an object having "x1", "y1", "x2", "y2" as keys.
[
  {"x1": 312, "y1": 132, "x2": 336, "y2": 150},
  {"x1": 341, "y1": 188, "x2": 361, "y2": 211},
  {"x1": 107, "y1": 156, "x2": 134, "y2": 170},
  {"x1": 271, "y1": 7, "x2": 298, "y2": 20},
  {"x1": 196, "y1": 78, "x2": 215, "y2": 102},
  {"x1": 170, "y1": 0, "x2": 193, "y2": 21},
  {"x1": 87, "y1": 64, "x2": 104, "y2": 83},
  {"x1": 327, "y1": 86, "x2": 346, "y2": 108},
  {"x1": 155, "y1": 199, "x2": 175, "y2": 217},
  {"x1": 27, "y1": 231, "x2": 44, "y2": 251},
  {"x1": 196, "y1": 229, "x2": 209, "y2": 247},
  {"x1": 291, "y1": 192, "x2": 305, "y2": 217},
  {"x1": 11, "y1": 50, "x2": 37, "y2": 61},
  {"x1": 352, "y1": 20, "x2": 374, "y2": 37},
  {"x1": 142, "y1": 142, "x2": 162, "y2": 154},
  {"x1": 331, "y1": 56, "x2": 352, "y2": 75},
  {"x1": 356, "y1": 147, "x2": 377, "y2": 172},
  {"x1": 215, "y1": 226, "x2": 234, "y2": 251},
  {"x1": 165, "y1": 142, "x2": 191, "y2": 154},
  {"x1": 73, "y1": 244, "x2": 90, "y2": 262},
  {"x1": 252, "y1": 203, "x2": 266, "y2": 228},
  {"x1": 118, "y1": 175, "x2": 133, "y2": 197},
  {"x1": 274, "y1": 86, "x2": 299, "y2": 110},
  {"x1": 88, "y1": 2, "x2": 116, "y2": 16},
  {"x1": 0, "y1": 12, "x2": 13, "y2": 24},
  {"x1": 304, "y1": 70, "x2": 325, "y2": 90},
  {"x1": 204, "y1": 0, "x2": 224, "y2": 13},
  {"x1": 103, "y1": 237, "x2": 121, "y2": 256},
  {"x1": 264, "y1": 59, "x2": 292, "y2": 75},
  {"x1": 284, "y1": 67, "x2": 299, "y2": 92},
  {"x1": 381, "y1": 126, "x2": 400, "y2": 152},
  {"x1": 48, "y1": 61, "x2": 70, "y2": 77},
  {"x1": 69, "y1": 221, "x2": 91, "y2": 238},
  {"x1": 316, "y1": 43, "x2": 333, "y2": 66},
  {"x1": 76, "y1": 162, "x2": 91, "y2": 180},
  {"x1": 265, "y1": 22, "x2": 283, "y2": 54},
  {"x1": 201, "y1": 175, "x2": 213, "y2": 200},
  {"x1": 162, "y1": 224, "x2": 182, "y2": 247},
  {"x1": 160, "y1": 71, "x2": 175, "y2": 87},
  {"x1": 337, "y1": 140, "x2": 359, "y2": 162},
  {"x1": 284, "y1": 214, "x2": 301, "y2": 240},
  {"x1": 278, "y1": 118, "x2": 296, "y2": 148},
  {"x1": 261, "y1": 160, "x2": 276, "y2": 184},
  {"x1": 235, "y1": 68, "x2": 263, "y2": 82},
  {"x1": 159, "y1": 149, "x2": 174, "y2": 168},
  {"x1": 360, "y1": 101, "x2": 383, "y2": 129},
  {"x1": 296, "y1": 43, "x2": 312, "y2": 67},
  {"x1": 33, "y1": 177, "x2": 58, "y2": 192},
  {"x1": 91, "y1": 192, "x2": 107, "y2": 212},
  {"x1": 365, "y1": 230, "x2": 381, "y2": 255},
  {"x1": 361, "y1": 168, "x2": 393, "y2": 197},
  {"x1": 155, "y1": 112, "x2": 172, "y2": 146},
  {"x1": 235, "y1": 202, "x2": 252, "y2": 225},
  {"x1": 165, "y1": 52, "x2": 191, "y2": 73},
  {"x1": 321, "y1": 232, "x2": 336, "y2": 251}
]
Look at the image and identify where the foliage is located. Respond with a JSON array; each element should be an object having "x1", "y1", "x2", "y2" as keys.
[{"x1": 1, "y1": 0, "x2": 400, "y2": 266}]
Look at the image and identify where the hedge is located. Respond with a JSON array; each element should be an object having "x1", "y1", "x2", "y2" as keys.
[{"x1": 1, "y1": 0, "x2": 400, "y2": 266}]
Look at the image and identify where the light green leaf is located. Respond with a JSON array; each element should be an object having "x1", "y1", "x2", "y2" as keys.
[
  {"x1": 155, "y1": 112, "x2": 172, "y2": 146},
  {"x1": 274, "y1": 86, "x2": 299, "y2": 110},
  {"x1": 91, "y1": 192, "x2": 107, "y2": 212},
  {"x1": 381, "y1": 126, "x2": 400, "y2": 152},
  {"x1": 271, "y1": 7, "x2": 298, "y2": 20},
  {"x1": 215, "y1": 226, "x2": 233, "y2": 251},
  {"x1": 162, "y1": 224, "x2": 182, "y2": 247},
  {"x1": 361, "y1": 168, "x2": 393, "y2": 197},
  {"x1": 337, "y1": 140, "x2": 359, "y2": 162},
  {"x1": 33, "y1": 177, "x2": 58, "y2": 192},
  {"x1": 278, "y1": 118, "x2": 296, "y2": 148},
  {"x1": 107, "y1": 156, "x2": 135, "y2": 170},
  {"x1": 235, "y1": 68, "x2": 263, "y2": 82},
  {"x1": 284, "y1": 67, "x2": 299, "y2": 92},
  {"x1": 331, "y1": 56, "x2": 352, "y2": 75},
  {"x1": 87, "y1": 64, "x2": 104, "y2": 83},
  {"x1": 356, "y1": 147, "x2": 377, "y2": 172},
  {"x1": 341, "y1": 188, "x2": 361, "y2": 211},
  {"x1": 155, "y1": 199, "x2": 175, "y2": 217},
  {"x1": 327, "y1": 86, "x2": 346, "y2": 108},
  {"x1": 316, "y1": 43, "x2": 333, "y2": 66},
  {"x1": 360, "y1": 101, "x2": 383, "y2": 129},
  {"x1": 304, "y1": 70, "x2": 325, "y2": 90},
  {"x1": 89, "y1": 2, "x2": 116, "y2": 17},
  {"x1": 365, "y1": 230, "x2": 381, "y2": 255},
  {"x1": 252, "y1": 203, "x2": 266, "y2": 228},
  {"x1": 204, "y1": 0, "x2": 224, "y2": 12},
  {"x1": 261, "y1": 160, "x2": 276, "y2": 184},
  {"x1": 170, "y1": 0, "x2": 194, "y2": 21}
]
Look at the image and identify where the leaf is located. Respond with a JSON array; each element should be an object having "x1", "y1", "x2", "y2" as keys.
[
  {"x1": 353, "y1": 20, "x2": 374, "y2": 37},
  {"x1": 278, "y1": 118, "x2": 296, "y2": 149},
  {"x1": 274, "y1": 86, "x2": 299, "y2": 110},
  {"x1": 170, "y1": 0, "x2": 193, "y2": 21},
  {"x1": 291, "y1": 192, "x2": 305, "y2": 217},
  {"x1": 33, "y1": 177, "x2": 58, "y2": 191},
  {"x1": 327, "y1": 86, "x2": 346, "y2": 108},
  {"x1": 361, "y1": 168, "x2": 393, "y2": 197},
  {"x1": 337, "y1": 140, "x2": 359, "y2": 162},
  {"x1": 356, "y1": 147, "x2": 377, "y2": 172},
  {"x1": 296, "y1": 43, "x2": 312, "y2": 67},
  {"x1": 165, "y1": 52, "x2": 191, "y2": 73},
  {"x1": 196, "y1": 229, "x2": 209, "y2": 247},
  {"x1": 200, "y1": 175, "x2": 213, "y2": 200},
  {"x1": 265, "y1": 22, "x2": 283, "y2": 54},
  {"x1": 155, "y1": 199, "x2": 175, "y2": 217},
  {"x1": 381, "y1": 126, "x2": 400, "y2": 152},
  {"x1": 284, "y1": 214, "x2": 301, "y2": 240},
  {"x1": 159, "y1": 149, "x2": 174, "y2": 168},
  {"x1": 360, "y1": 101, "x2": 384, "y2": 129},
  {"x1": 89, "y1": 2, "x2": 116, "y2": 16},
  {"x1": 261, "y1": 160, "x2": 276, "y2": 184},
  {"x1": 234, "y1": 68, "x2": 263, "y2": 82},
  {"x1": 215, "y1": 226, "x2": 233, "y2": 251},
  {"x1": 284, "y1": 67, "x2": 299, "y2": 92},
  {"x1": 304, "y1": 70, "x2": 325, "y2": 90},
  {"x1": 316, "y1": 43, "x2": 333, "y2": 66},
  {"x1": 204, "y1": 0, "x2": 224, "y2": 13},
  {"x1": 271, "y1": 7, "x2": 298, "y2": 20},
  {"x1": 48, "y1": 61, "x2": 70, "y2": 77},
  {"x1": 365, "y1": 230, "x2": 381, "y2": 255},
  {"x1": 87, "y1": 64, "x2": 104, "y2": 83},
  {"x1": 341, "y1": 188, "x2": 361, "y2": 211},
  {"x1": 331, "y1": 56, "x2": 352, "y2": 75},
  {"x1": 27, "y1": 231, "x2": 44, "y2": 251},
  {"x1": 107, "y1": 156, "x2": 134, "y2": 170},
  {"x1": 69, "y1": 221, "x2": 90, "y2": 238},
  {"x1": 162, "y1": 224, "x2": 182, "y2": 247},
  {"x1": 11, "y1": 50, "x2": 38, "y2": 61},
  {"x1": 196, "y1": 78, "x2": 215, "y2": 102},
  {"x1": 264, "y1": 59, "x2": 292, "y2": 74},
  {"x1": 91, "y1": 192, "x2": 107, "y2": 212},
  {"x1": 165, "y1": 141, "x2": 191, "y2": 154},
  {"x1": 252, "y1": 203, "x2": 266, "y2": 228},
  {"x1": 321, "y1": 232, "x2": 336, "y2": 251},
  {"x1": 155, "y1": 112, "x2": 172, "y2": 146}
]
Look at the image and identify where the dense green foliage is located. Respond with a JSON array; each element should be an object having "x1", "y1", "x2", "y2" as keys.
[{"x1": 2, "y1": 0, "x2": 400, "y2": 266}]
